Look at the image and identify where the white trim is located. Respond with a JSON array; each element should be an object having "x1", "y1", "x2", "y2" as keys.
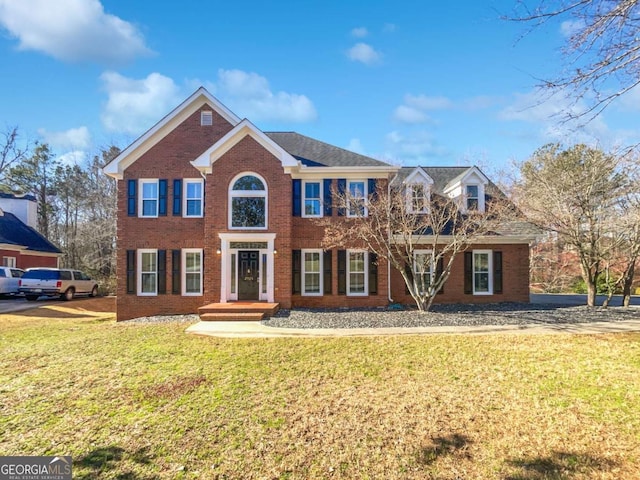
[
  {"x1": 404, "y1": 167, "x2": 434, "y2": 185},
  {"x1": 346, "y1": 249, "x2": 368, "y2": 296},
  {"x1": 200, "y1": 110, "x2": 213, "y2": 126},
  {"x1": 228, "y1": 172, "x2": 268, "y2": 230},
  {"x1": 138, "y1": 179, "x2": 159, "y2": 217},
  {"x1": 191, "y1": 119, "x2": 298, "y2": 174},
  {"x1": 104, "y1": 87, "x2": 241, "y2": 179},
  {"x1": 347, "y1": 179, "x2": 368, "y2": 218},
  {"x1": 3, "y1": 256, "x2": 16, "y2": 268},
  {"x1": 464, "y1": 183, "x2": 486, "y2": 213},
  {"x1": 472, "y1": 249, "x2": 493, "y2": 295},
  {"x1": 218, "y1": 233, "x2": 276, "y2": 303},
  {"x1": 183, "y1": 178, "x2": 204, "y2": 218},
  {"x1": 406, "y1": 183, "x2": 430, "y2": 214},
  {"x1": 301, "y1": 249, "x2": 323, "y2": 296},
  {"x1": 182, "y1": 248, "x2": 203, "y2": 296},
  {"x1": 137, "y1": 249, "x2": 158, "y2": 296},
  {"x1": 289, "y1": 166, "x2": 398, "y2": 179},
  {"x1": 302, "y1": 180, "x2": 323, "y2": 218},
  {"x1": 391, "y1": 234, "x2": 537, "y2": 245}
]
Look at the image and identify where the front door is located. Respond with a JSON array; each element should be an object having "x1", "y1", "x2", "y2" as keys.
[{"x1": 238, "y1": 250, "x2": 259, "y2": 300}]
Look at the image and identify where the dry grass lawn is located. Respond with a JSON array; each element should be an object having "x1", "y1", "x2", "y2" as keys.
[{"x1": 0, "y1": 299, "x2": 639, "y2": 479}]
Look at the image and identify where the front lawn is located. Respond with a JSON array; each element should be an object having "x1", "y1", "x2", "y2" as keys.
[{"x1": 1, "y1": 305, "x2": 639, "y2": 479}]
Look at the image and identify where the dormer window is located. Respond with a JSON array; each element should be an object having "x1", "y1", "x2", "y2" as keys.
[
  {"x1": 201, "y1": 111, "x2": 213, "y2": 126},
  {"x1": 466, "y1": 185, "x2": 479, "y2": 211},
  {"x1": 408, "y1": 183, "x2": 429, "y2": 213}
]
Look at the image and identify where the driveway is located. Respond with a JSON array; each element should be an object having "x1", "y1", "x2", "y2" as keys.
[
  {"x1": 531, "y1": 293, "x2": 640, "y2": 306},
  {"x1": 0, "y1": 296, "x2": 57, "y2": 314}
]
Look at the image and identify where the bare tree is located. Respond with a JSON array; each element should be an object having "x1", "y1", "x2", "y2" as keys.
[
  {"x1": 508, "y1": 0, "x2": 640, "y2": 122},
  {"x1": 319, "y1": 180, "x2": 514, "y2": 312},
  {"x1": 0, "y1": 126, "x2": 28, "y2": 185},
  {"x1": 512, "y1": 143, "x2": 627, "y2": 306}
]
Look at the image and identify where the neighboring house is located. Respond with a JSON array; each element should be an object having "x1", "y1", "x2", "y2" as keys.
[
  {"x1": 0, "y1": 194, "x2": 61, "y2": 269},
  {"x1": 104, "y1": 87, "x2": 536, "y2": 321}
]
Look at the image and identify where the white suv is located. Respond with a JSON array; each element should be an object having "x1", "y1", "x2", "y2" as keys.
[{"x1": 19, "y1": 268, "x2": 99, "y2": 301}]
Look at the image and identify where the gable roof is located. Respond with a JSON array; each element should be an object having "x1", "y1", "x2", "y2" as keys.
[
  {"x1": 0, "y1": 210, "x2": 61, "y2": 254},
  {"x1": 395, "y1": 166, "x2": 491, "y2": 194},
  {"x1": 191, "y1": 120, "x2": 298, "y2": 173},
  {"x1": 265, "y1": 132, "x2": 390, "y2": 167},
  {"x1": 103, "y1": 87, "x2": 241, "y2": 179}
]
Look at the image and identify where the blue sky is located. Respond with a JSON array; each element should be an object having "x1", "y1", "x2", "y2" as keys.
[{"x1": 1, "y1": 0, "x2": 638, "y2": 174}]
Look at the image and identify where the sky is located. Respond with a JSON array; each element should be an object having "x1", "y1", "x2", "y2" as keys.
[{"x1": 1, "y1": 0, "x2": 639, "y2": 175}]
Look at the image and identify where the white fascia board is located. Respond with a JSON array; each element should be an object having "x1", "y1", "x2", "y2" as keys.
[
  {"x1": 391, "y1": 234, "x2": 537, "y2": 245},
  {"x1": 191, "y1": 119, "x2": 298, "y2": 174},
  {"x1": 443, "y1": 166, "x2": 489, "y2": 194},
  {"x1": 403, "y1": 167, "x2": 434, "y2": 185},
  {"x1": 288, "y1": 165, "x2": 399, "y2": 180},
  {"x1": 103, "y1": 87, "x2": 241, "y2": 179}
]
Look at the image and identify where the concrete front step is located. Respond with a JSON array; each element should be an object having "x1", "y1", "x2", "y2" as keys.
[
  {"x1": 200, "y1": 312, "x2": 265, "y2": 322},
  {"x1": 198, "y1": 302, "x2": 280, "y2": 317}
]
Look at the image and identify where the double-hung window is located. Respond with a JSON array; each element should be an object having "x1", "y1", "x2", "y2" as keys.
[
  {"x1": 303, "y1": 181, "x2": 322, "y2": 217},
  {"x1": 347, "y1": 180, "x2": 367, "y2": 217},
  {"x1": 183, "y1": 249, "x2": 203, "y2": 295},
  {"x1": 184, "y1": 179, "x2": 203, "y2": 217},
  {"x1": 466, "y1": 185, "x2": 479, "y2": 211},
  {"x1": 138, "y1": 249, "x2": 157, "y2": 295},
  {"x1": 408, "y1": 184, "x2": 429, "y2": 213},
  {"x1": 347, "y1": 250, "x2": 367, "y2": 296},
  {"x1": 302, "y1": 249, "x2": 322, "y2": 295},
  {"x1": 413, "y1": 250, "x2": 433, "y2": 293},
  {"x1": 473, "y1": 250, "x2": 492, "y2": 294},
  {"x1": 140, "y1": 180, "x2": 159, "y2": 217}
]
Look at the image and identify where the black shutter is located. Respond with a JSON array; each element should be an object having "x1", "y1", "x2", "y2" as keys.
[
  {"x1": 158, "y1": 180, "x2": 168, "y2": 216},
  {"x1": 436, "y1": 255, "x2": 444, "y2": 294},
  {"x1": 464, "y1": 251, "x2": 473, "y2": 294},
  {"x1": 173, "y1": 180, "x2": 182, "y2": 216},
  {"x1": 157, "y1": 250, "x2": 166, "y2": 294},
  {"x1": 126, "y1": 250, "x2": 136, "y2": 294},
  {"x1": 292, "y1": 249, "x2": 301, "y2": 294},
  {"x1": 127, "y1": 180, "x2": 137, "y2": 216},
  {"x1": 368, "y1": 178, "x2": 378, "y2": 201},
  {"x1": 337, "y1": 250, "x2": 346, "y2": 295},
  {"x1": 172, "y1": 249, "x2": 181, "y2": 294},
  {"x1": 369, "y1": 252, "x2": 378, "y2": 295},
  {"x1": 337, "y1": 179, "x2": 346, "y2": 216},
  {"x1": 494, "y1": 251, "x2": 503, "y2": 294},
  {"x1": 323, "y1": 179, "x2": 332, "y2": 216},
  {"x1": 405, "y1": 263, "x2": 413, "y2": 295},
  {"x1": 323, "y1": 250, "x2": 332, "y2": 294},
  {"x1": 292, "y1": 179, "x2": 301, "y2": 217}
]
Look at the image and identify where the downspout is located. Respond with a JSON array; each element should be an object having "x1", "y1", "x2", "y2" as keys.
[{"x1": 387, "y1": 172, "x2": 397, "y2": 304}]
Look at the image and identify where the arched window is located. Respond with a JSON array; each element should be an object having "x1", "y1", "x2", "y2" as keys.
[{"x1": 229, "y1": 173, "x2": 267, "y2": 229}]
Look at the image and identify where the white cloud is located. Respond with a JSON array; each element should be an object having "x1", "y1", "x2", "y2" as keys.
[
  {"x1": 346, "y1": 138, "x2": 365, "y2": 154},
  {"x1": 347, "y1": 42, "x2": 382, "y2": 65},
  {"x1": 393, "y1": 105, "x2": 430, "y2": 124},
  {"x1": 560, "y1": 19, "x2": 585, "y2": 38},
  {"x1": 215, "y1": 69, "x2": 317, "y2": 123},
  {"x1": 100, "y1": 71, "x2": 182, "y2": 134},
  {"x1": 351, "y1": 27, "x2": 368, "y2": 38},
  {"x1": 57, "y1": 150, "x2": 87, "y2": 165},
  {"x1": 384, "y1": 129, "x2": 448, "y2": 161},
  {"x1": 38, "y1": 126, "x2": 91, "y2": 151},
  {"x1": 383, "y1": 23, "x2": 396, "y2": 33},
  {"x1": 0, "y1": 0, "x2": 152, "y2": 64},
  {"x1": 405, "y1": 94, "x2": 453, "y2": 111}
]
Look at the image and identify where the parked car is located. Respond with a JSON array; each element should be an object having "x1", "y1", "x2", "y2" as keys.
[
  {"x1": 18, "y1": 268, "x2": 99, "y2": 301},
  {"x1": 0, "y1": 266, "x2": 25, "y2": 295}
]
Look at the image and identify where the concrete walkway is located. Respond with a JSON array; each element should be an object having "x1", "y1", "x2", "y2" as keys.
[{"x1": 185, "y1": 318, "x2": 640, "y2": 338}]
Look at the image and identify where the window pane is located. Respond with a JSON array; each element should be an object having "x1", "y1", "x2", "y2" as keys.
[
  {"x1": 232, "y1": 197, "x2": 265, "y2": 227},
  {"x1": 304, "y1": 252, "x2": 320, "y2": 272},
  {"x1": 349, "y1": 273, "x2": 365, "y2": 293},
  {"x1": 142, "y1": 252, "x2": 156, "y2": 272},
  {"x1": 187, "y1": 182, "x2": 201, "y2": 198},
  {"x1": 474, "y1": 253, "x2": 489, "y2": 271},
  {"x1": 141, "y1": 273, "x2": 156, "y2": 293},
  {"x1": 305, "y1": 182, "x2": 319, "y2": 198},
  {"x1": 142, "y1": 199, "x2": 156, "y2": 216},
  {"x1": 142, "y1": 182, "x2": 157, "y2": 199},
  {"x1": 305, "y1": 199, "x2": 320, "y2": 216},
  {"x1": 186, "y1": 199, "x2": 201, "y2": 216},
  {"x1": 475, "y1": 273, "x2": 489, "y2": 292},
  {"x1": 186, "y1": 273, "x2": 200, "y2": 293},
  {"x1": 233, "y1": 175, "x2": 264, "y2": 191},
  {"x1": 466, "y1": 185, "x2": 478, "y2": 197},
  {"x1": 231, "y1": 253, "x2": 236, "y2": 294},
  {"x1": 305, "y1": 272, "x2": 320, "y2": 293},
  {"x1": 186, "y1": 252, "x2": 200, "y2": 272},
  {"x1": 349, "y1": 252, "x2": 364, "y2": 272},
  {"x1": 349, "y1": 181, "x2": 364, "y2": 197}
]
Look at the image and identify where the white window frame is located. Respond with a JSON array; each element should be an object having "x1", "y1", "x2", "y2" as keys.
[
  {"x1": 228, "y1": 172, "x2": 268, "y2": 230},
  {"x1": 473, "y1": 249, "x2": 493, "y2": 295},
  {"x1": 183, "y1": 178, "x2": 204, "y2": 218},
  {"x1": 139, "y1": 179, "x2": 159, "y2": 218},
  {"x1": 464, "y1": 184, "x2": 485, "y2": 213},
  {"x1": 201, "y1": 110, "x2": 213, "y2": 126},
  {"x1": 413, "y1": 249, "x2": 434, "y2": 293},
  {"x1": 137, "y1": 249, "x2": 158, "y2": 296},
  {"x1": 302, "y1": 180, "x2": 323, "y2": 218},
  {"x1": 347, "y1": 180, "x2": 368, "y2": 218},
  {"x1": 407, "y1": 183, "x2": 430, "y2": 214},
  {"x1": 347, "y1": 249, "x2": 368, "y2": 296},
  {"x1": 182, "y1": 248, "x2": 203, "y2": 296},
  {"x1": 301, "y1": 248, "x2": 323, "y2": 296},
  {"x1": 3, "y1": 256, "x2": 16, "y2": 268}
]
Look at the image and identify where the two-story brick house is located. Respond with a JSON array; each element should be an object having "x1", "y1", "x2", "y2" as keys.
[{"x1": 104, "y1": 87, "x2": 534, "y2": 321}]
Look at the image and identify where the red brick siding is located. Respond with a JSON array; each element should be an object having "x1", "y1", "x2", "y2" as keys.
[
  {"x1": 0, "y1": 250, "x2": 58, "y2": 269},
  {"x1": 390, "y1": 243, "x2": 531, "y2": 305}
]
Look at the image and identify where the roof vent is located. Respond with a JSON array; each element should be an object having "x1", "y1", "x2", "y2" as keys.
[{"x1": 201, "y1": 111, "x2": 213, "y2": 126}]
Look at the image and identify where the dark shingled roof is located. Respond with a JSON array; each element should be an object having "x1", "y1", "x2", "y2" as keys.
[
  {"x1": 266, "y1": 132, "x2": 391, "y2": 167},
  {"x1": 394, "y1": 166, "x2": 487, "y2": 194},
  {"x1": 0, "y1": 210, "x2": 61, "y2": 254}
]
